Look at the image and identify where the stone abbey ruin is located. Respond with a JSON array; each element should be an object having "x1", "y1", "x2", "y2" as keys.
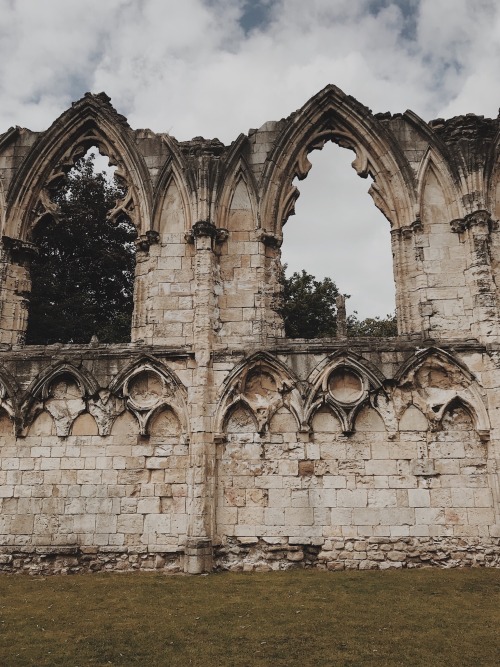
[{"x1": 0, "y1": 85, "x2": 499, "y2": 573}]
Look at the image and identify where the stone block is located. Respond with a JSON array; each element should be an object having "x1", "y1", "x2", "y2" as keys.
[
  {"x1": 285, "y1": 508, "x2": 314, "y2": 526},
  {"x1": 408, "y1": 489, "x2": 430, "y2": 507},
  {"x1": 337, "y1": 489, "x2": 368, "y2": 508}
]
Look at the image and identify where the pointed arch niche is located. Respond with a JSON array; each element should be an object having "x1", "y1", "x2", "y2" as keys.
[
  {"x1": 418, "y1": 156, "x2": 469, "y2": 337},
  {"x1": 281, "y1": 140, "x2": 396, "y2": 328}
]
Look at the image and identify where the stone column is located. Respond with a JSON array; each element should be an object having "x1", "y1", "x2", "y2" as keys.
[
  {"x1": 184, "y1": 220, "x2": 219, "y2": 573},
  {"x1": 451, "y1": 210, "x2": 499, "y2": 341},
  {"x1": 257, "y1": 232, "x2": 285, "y2": 341},
  {"x1": 335, "y1": 294, "x2": 347, "y2": 339},
  {"x1": 390, "y1": 220, "x2": 425, "y2": 337},
  {"x1": 131, "y1": 231, "x2": 159, "y2": 344},
  {"x1": 0, "y1": 237, "x2": 37, "y2": 346}
]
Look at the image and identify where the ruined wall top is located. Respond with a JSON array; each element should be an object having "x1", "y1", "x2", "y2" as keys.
[{"x1": 1, "y1": 85, "x2": 500, "y2": 347}]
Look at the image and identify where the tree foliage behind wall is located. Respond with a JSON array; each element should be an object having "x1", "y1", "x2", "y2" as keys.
[
  {"x1": 280, "y1": 267, "x2": 397, "y2": 338},
  {"x1": 26, "y1": 155, "x2": 137, "y2": 345}
]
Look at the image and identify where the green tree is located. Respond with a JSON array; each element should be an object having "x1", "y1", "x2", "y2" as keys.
[
  {"x1": 280, "y1": 268, "x2": 340, "y2": 338},
  {"x1": 280, "y1": 267, "x2": 397, "y2": 338},
  {"x1": 347, "y1": 312, "x2": 397, "y2": 337},
  {"x1": 26, "y1": 154, "x2": 137, "y2": 345}
]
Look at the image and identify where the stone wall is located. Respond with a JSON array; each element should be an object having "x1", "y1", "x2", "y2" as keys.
[{"x1": 0, "y1": 87, "x2": 499, "y2": 573}]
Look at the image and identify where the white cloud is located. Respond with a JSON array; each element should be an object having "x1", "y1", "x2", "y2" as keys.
[{"x1": 0, "y1": 0, "x2": 499, "y2": 317}]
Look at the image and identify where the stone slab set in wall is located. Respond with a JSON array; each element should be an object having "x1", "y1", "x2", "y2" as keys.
[{"x1": 0, "y1": 86, "x2": 499, "y2": 573}]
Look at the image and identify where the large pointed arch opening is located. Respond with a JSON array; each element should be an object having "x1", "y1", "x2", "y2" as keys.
[
  {"x1": 281, "y1": 139, "x2": 397, "y2": 333},
  {"x1": 258, "y1": 85, "x2": 416, "y2": 339}
]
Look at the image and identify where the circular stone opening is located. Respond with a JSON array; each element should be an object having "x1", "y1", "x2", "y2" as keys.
[
  {"x1": 328, "y1": 367, "x2": 363, "y2": 404},
  {"x1": 128, "y1": 371, "x2": 164, "y2": 408}
]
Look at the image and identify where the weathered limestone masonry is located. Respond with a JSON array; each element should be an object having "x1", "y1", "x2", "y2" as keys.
[{"x1": 0, "y1": 86, "x2": 499, "y2": 574}]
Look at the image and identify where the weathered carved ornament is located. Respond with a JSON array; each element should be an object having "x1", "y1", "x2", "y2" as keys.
[{"x1": 30, "y1": 134, "x2": 138, "y2": 233}]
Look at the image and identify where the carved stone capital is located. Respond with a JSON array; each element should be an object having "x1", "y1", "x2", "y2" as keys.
[
  {"x1": 185, "y1": 222, "x2": 228, "y2": 245},
  {"x1": 135, "y1": 230, "x2": 160, "y2": 252},
  {"x1": 465, "y1": 209, "x2": 494, "y2": 233},
  {"x1": 450, "y1": 218, "x2": 467, "y2": 234},
  {"x1": 451, "y1": 210, "x2": 495, "y2": 235},
  {"x1": 192, "y1": 220, "x2": 217, "y2": 239},
  {"x1": 2, "y1": 236, "x2": 39, "y2": 265},
  {"x1": 393, "y1": 219, "x2": 422, "y2": 240},
  {"x1": 257, "y1": 230, "x2": 283, "y2": 248}
]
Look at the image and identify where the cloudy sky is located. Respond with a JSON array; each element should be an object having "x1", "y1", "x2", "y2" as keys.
[{"x1": 0, "y1": 0, "x2": 498, "y2": 319}]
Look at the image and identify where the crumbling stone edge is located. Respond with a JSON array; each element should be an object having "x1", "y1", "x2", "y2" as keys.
[{"x1": 1, "y1": 538, "x2": 499, "y2": 575}]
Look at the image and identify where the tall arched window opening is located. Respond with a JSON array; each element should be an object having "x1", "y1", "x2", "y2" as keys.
[
  {"x1": 280, "y1": 141, "x2": 396, "y2": 338},
  {"x1": 26, "y1": 148, "x2": 137, "y2": 345}
]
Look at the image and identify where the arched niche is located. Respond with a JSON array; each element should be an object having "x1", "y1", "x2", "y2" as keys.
[
  {"x1": 110, "y1": 358, "x2": 188, "y2": 437},
  {"x1": 224, "y1": 403, "x2": 258, "y2": 436},
  {"x1": 221, "y1": 403, "x2": 262, "y2": 463},
  {"x1": 110, "y1": 411, "x2": 140, "y2": 437},
  {"x1": 225, "y1": 176, "x2": 256, "y2": 234},
  {"x1": 0, "y1": 409, "x2": 14, "y2": 437},
  {"x1": 399, "y1": 405, "x2": 428, "y2": 432},
  {"x1": 419, "y1": 164, "x2": 467, "y2": 333},
  {"x1": 354, "y1": 406, "x2": 386, "y2": 432},
  {"x1": 27, "y1": 411, "x2": 55, "y2": 437},
  {"x1": 155, "y1": 175, "x2": 189, "y2": 235},
  {"x1": 430, "y1": 401, "x2": 484, "y2": 460},
  {"x1": 311, "y1": 405, "x2": 342, "y2": 434},
  {"x1": 149, "y1": 407, "x2": 181, "y2": 439},
  {"x1": 215, "y1": 352, "x2": 302, "y2": 436},
  {"x1": 269, "y1": 406, "x2": 298, "y2": 434},
  {"x1": 71, "y1": 412, "x2": 99, "y2": 437}
]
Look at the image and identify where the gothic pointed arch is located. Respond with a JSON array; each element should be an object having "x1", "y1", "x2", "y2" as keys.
[
  {"x1": 305, "y1": 350, "x2": 387, "y2": 434},
  {"x1": 0, "y1": 365, "x2": 18, "y2": 423},
  {"x1": 5, "y1": 93, "x2": 153, "y2": 241},
  {"x1": 259, "y1": 85, "x2": 416, "y2": 238},
  {"x1": 108, "y1": 355, "x2": 188, "y2": 436},
  {"x1": 222, "y1": 399, "x2": 260, "y2": 434},
  {"x1": 307, "y1": 349, "x2": 386, "y2": 392},
  {"x1": 485, "y1": 125, "x2": 500, "y2": 218},
  {"x1": 215, "y1": 134, "x2": 259, "y2": 231},
  {"x1": 403, "y1": 110, "x2": 461, "y2": 185},
  {"x1": 152, "y1": 135, "x2": 193, "y2": 233},
  {"x1": 416, "y1": 147, "x2": 463, "y2": 222},
  {"x1": 215, "y1": 351, "x2": 303, "y2": 435},
  {"x1": 394, "y1": 347, "x2": 475, "y2": 385},
  {"x1": 437, "y1": 395, "x2": 488, "y2": 435},
  {"x1": 394, "y1": 347, "x2": 489, "y2": 436},
  {"x1": 25, "y1": 360, "x2": 99, "y2": 403},
  {"x1": 20, "y1": 361, "x2": 99, "y2": 436}
]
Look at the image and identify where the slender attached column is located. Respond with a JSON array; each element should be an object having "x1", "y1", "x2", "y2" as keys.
[
  {"x1": 390, "y1": 220, "x2": 425, "y2": 337},
  {"x1": 451, "y1": 210, "x2": 499, "y2": 341},
  {"x1": 184, "y1": 221, "x2": 218, "y2": 573},
  {"x1": 0, "y1": 237, "x2": 37, "y2": 346}
]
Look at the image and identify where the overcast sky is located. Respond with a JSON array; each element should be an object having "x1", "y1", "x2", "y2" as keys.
[{"x1": 0, "y1": 0, "x2": 498, "y2": 319}]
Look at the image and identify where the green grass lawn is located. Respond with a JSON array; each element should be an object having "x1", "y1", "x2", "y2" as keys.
[{"x1": 0, "y1": 569, "x2": 499, "y2": 666}]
